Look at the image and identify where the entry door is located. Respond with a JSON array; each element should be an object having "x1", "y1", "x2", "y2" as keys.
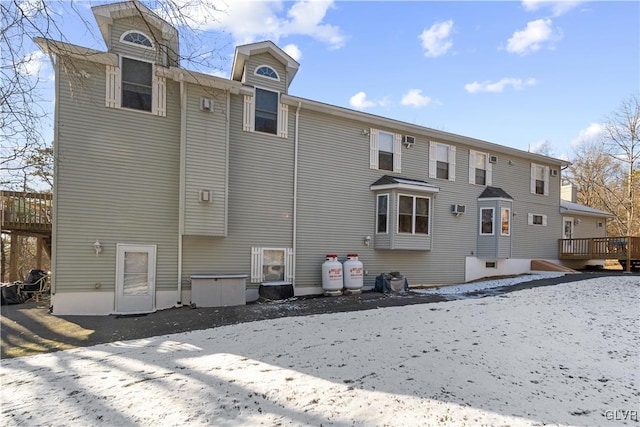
[
  {"x1": 115, "y1": 244, "x2": 156, "y2": 314},
  {"x1": 562, "y1": 217, "x2": 574, "y2": 254}
]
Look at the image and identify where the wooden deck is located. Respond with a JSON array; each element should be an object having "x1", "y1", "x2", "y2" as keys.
[
  {"x1": 1, "y1": 191, "x2": 52, "y2": 282},
  {"x1": 558, "y1": 236, "x2": 640, "y2": 271}
]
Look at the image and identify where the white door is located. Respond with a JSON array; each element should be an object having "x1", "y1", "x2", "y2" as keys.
[
  {"x1": 115, "y1": 244, "x2": 156, "y2": 314},
  {"x1": 562, "y1": 217, "x2": 574, "y2": 254}
]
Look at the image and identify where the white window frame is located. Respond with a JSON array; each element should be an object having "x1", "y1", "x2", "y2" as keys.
[
  {"x1": 469, "y1": 150, "x2": 492, "y2": 186},
  {"x1": 105, "y1": 56, "x2": 166, "y2": 117},
  {"x1": 429, "y1": 141, "x2": 456, "y2": 181},
  {"x1": 254, "y1": 65, "x2": 280, "y2": 81},
  {"x1": 250, "y1": 247, "x2": 294, "y2": 284},
  {"x1": 243, "y1": 87, "x2": 288, "y2": 138},
  {"x1": 530, "y1": 163, "x2": 550, "y2": 196},
  {"x1": 480, "y1": 207, "x2": 495, "y2": 235},
  {"x1": 120, "y1": 30, "x2": 154, "y2": 49},
  {"x1": 396, "y1": 193, "x2": 430, "y2": 235},
  {"x1": 500, "y1": 207, "x2": 511, "y2": 236},
  {"x1": 376, "y1": 193, "x2": 389, "y2": 234},
  {"x1": 528, "y1": 213, "x2": 548, "y2": 226},
  {"x1": 369, "y1": 129, "x2": 401, "y2": 172}
]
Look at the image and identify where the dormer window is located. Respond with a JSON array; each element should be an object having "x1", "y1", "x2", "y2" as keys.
[
  {"x1": 121, "y1": 31, "x2": 153, "y2": 48},
  {"x1": 255, "y1": 65, "x2": 279, "y2": 80}
]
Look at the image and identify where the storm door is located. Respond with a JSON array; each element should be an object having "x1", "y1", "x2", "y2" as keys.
[{"x1": 115, "y1": 244, "x2": 156, "y2": 314}]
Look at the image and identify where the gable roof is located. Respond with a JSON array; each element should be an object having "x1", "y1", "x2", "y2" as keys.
[
  {"x1": 560, "y1": 200, "x2": 615, "y2": 218},
  {"x1": 231, "y1": 41, "x2": 300, "y2": 88},
  {"x1": 478, "y1": 186, "x2": 513, "y2": 200},
  {"x1": 92, "y1": 0, "x2": 178, "y2": 48}
]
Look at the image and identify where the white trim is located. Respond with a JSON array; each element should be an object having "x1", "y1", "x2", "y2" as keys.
[
  {"x1": 430, "y1": 141, "x2": 456, "y2": 181},
  {"x1": 152, "y1": 74, "x2": 166, "y2": 117},
  {"x1": 250, "y1": 247, "x2": 293, "y2": 284},
  {"x1": 480, "y1": 207, "x2": 495, "y2": 235},
  {"x1": 278, "y1": 102, "x2": 288, "y2": 138},
  {"x1": 250, "y1": 247, "x2": 262, "y2": 283},
  {"x1": 393, "y1": 133, "x2": 402, "y2": 173},
  {"x1": 254, "y1": 64, "x2": 280, "y2": 81},
  {"x1": 531, "y1": 163, "x2": 549, "y2": 196},
  {"x1": 469, "y1": 149, "x2": 492, "y2": 186},
  {"x1": 243, "y1": 94, "x2": 255, "y2": 131},
  {"x1": 528, "y1": 213, "x2": 548, "y2": 226},
  {"x1": 429, "y1": 141, "x2": 437, "y2": 178},
  {"x1": 114, "y1": 244, "x2": 157, "y2": 314},
  {"x1": 120, "y1": 30, "x2": 155, "y2": 49},
  {"x1": 105, "y1": 64, "x2": 120, "y2": 108},
  {"x1": 370, "y1": 182, "x2": 439, "y2": 194},
  {"x1": 397, "y1": 193, "x2": 431, "y2": 235},
  {"x1": 369, "y1": 128, "x2": 379, "y2": 169}
]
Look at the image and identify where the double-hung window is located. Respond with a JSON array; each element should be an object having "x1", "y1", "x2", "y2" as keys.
[
  {"x1": 243, "y1": 88, "x2": 288, "y2": 138},
  {"x1": 530, "y1": 163, "x2": 549, "y2": 196},
  {"x1": 255, "y1": 88, "x2": 279, "y2": 134},
  {"x1": 105, "y1": 57, "x2": 166, "y2": 116},
  {"x1": 501, "y1": 207, "x2": 511, "y2": 236},
  {"x1": 429, "y1": 141, "x2": 456, "y2": 181},
  {"x1": 376, "y1": 194, "x2": 389, "y2": 233},
  {"x1": 369, "y1": 129, "x2": 401, "y2": 172},
  {"x1": 480, "y1": 207, "x2": 494, "y2": 235},
  {"x1": 469, "y1": 150, "x2": 492, "y2": 186},
  {"x1": 398, "y1": 195, "x2": 430, "y2": 234}
]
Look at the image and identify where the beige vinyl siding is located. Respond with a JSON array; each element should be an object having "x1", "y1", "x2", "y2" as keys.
[
  {"x1": 243, "y1": 53, "x2": 287, "y2": 94},
  {"x1": 53, "y1": 58, "x2": 180, "y2": 292},
  {"x1": 183, "y1": 85, "x2": 228, "y2": 236},
  {"x1": 571, "y1": 216, "x2": 606, "y2": 239},
  {"x1": 180, "y1": 92, "x2": 295, "y2": 285}
]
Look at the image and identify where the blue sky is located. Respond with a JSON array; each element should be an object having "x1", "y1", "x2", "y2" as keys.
[{"x1": 27, "y1": 0, "x2": 640, "y2": 161}]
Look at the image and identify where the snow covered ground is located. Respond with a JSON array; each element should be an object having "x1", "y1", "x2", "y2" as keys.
[{"x1": 1, "y1": 275, "x2": 639, "y2": 426}]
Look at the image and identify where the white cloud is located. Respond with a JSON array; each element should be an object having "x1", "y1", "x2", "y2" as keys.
[
  {"x1": 506, "y1": 19, "x2": 559, "y2": 55},
  {"x1": 349, "y1": 91, "x2": 379, "y2": 110},
  {"x1": 401, "y1": 89, "x2": 432, "y2": 107},
  {"x1": 17, "y1": 50, "x2": 50, "y2": 78},
  {"x1": 464, "y1": 77, "x2": 536, "y2": 93},
  {"x1": 419, "y1": 20, "x2": 454, "y2": 58},
  {"x1": 181, "y1": 0, "x2": 345, "y2": 49},
  {"x1": 571, "y1": 123, "x2": 605, "y2": 147},
  {"x1": 522, "y1": 0, "x2": 583, "y2": 17},
  {"x1": 283, "y1": 44, "x2": 302, "y2": 61}
]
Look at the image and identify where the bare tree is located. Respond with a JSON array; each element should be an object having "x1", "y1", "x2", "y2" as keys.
[
  {"x1": 602, "y1": 94, "x2": 640, "y2": 236},
  {"x1": 1, "y1": 0, "x2": 227, "y2": 191}
]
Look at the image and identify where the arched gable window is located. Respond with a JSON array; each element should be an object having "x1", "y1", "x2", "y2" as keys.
[
  {"x1": 121, "y1": 31, "x2": 153, "y2": 48},
  {"x1": 255, "y1": 65, "x2": 279, "y2": 80}
]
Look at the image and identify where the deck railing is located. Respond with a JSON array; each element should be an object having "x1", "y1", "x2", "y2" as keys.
[
  {"x1": 0, "y1": 190, "x2": 52, "y2": 233},
  {"x1": 558, "y1": 236, "x2": 639, "y2": 261}
]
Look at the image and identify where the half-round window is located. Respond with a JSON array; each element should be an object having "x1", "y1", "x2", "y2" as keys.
[
  {"x1": 255, "y1": 65, "x2": 279, "y2": 80},
  {"x1": 121, "y1": 31, "x2": 153, "y2": 48}
]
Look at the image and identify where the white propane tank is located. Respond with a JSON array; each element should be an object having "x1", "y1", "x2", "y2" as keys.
[
  {"x1": 343, "y1": 253, "x2": 363, "y2": 290},
  {"x1": 322, "y1": 254, "x2": 343, "y2": 292}
]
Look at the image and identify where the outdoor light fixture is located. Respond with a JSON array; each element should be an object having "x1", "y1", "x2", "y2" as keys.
[
  {"x1": 361, "y1": 129, "x2": 370, "y2": 137},
  {"x1": 93, "y1": 240, "x2": 103, "y2": 255},
  {"x1": 364, "y1": 236, "x2": 372, "y2": 246}
]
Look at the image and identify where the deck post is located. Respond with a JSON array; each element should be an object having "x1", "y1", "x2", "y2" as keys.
[
  {"x1": 626, "y1": 236, "x2": 632, "y2": 273},
  {"x1": 9, "y1": 234, "x2": 20, "y2": 282}
]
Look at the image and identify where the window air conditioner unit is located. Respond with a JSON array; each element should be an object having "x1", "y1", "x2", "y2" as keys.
[
  {"x1": 402, "y1": 135, "x2": 416, "y2": 148},
  {"x1": 201, "y1": 97, "x2": 214, "y2": 111},
  {"x1": 489, "y1": 155, "x2": 498, "y2": 164},
  {"x1": 451, "y1": 204, "x2": 466, "y2": 215},
  {"x1": 550, "y1": 169, "x2": 558, "y2": 177}
]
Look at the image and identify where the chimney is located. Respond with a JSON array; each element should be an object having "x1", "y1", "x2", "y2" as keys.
[{"x1": 561, "y1": 184, "x2": 578, "y2": 203}]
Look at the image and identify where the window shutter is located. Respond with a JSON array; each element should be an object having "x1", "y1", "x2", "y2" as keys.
[
  {"x1": 486, "y1": 155, "x2": 493, "y2": 186},
  {"x1": 543, "y1": 166, "x2": 550, "y2": 196},
  {"x1": 250, "y1": 247, "x2": 263, "y2": 283},
  {"x1": 429, "y1": 141, "x2": 437, "y2": 178},
  {"x1": 449, "y1": 145, "x2": 456, "y2": 181},
  {"x1": 285, "y1": 248, "x2": 294, "y2": 282},
  {"x1": 468, "y1": 150, "x2": 476, "y2": 184},
  {"x1": 105, "y1": 65, "x2": 120, "y2": 108},
  {"x1": 243, "y1": 95, "x2": 255, "y2": 132},
  {"x1": 369, "y1": 128, "x2": 378, "y2": 169},
  {"x1": 393, "y1": 133, "x2": 402, "y2": 173},
  {"x1": 152, "y1": 74, "x2": 166, "y2": 117},
  {"x1": 542, "y1": 215, "x2": 548, "y2": 226},
  {"x1": 528, "y1": 213, "x2": 534, "y2": 225},
  {"x1": 530, "y1": 164, "x2": 537, "y2": 194},
  {"x1": 278, "y1": 103, "x2": 288, "y2": 138}
]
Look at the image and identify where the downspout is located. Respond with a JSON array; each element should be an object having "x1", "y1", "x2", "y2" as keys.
[
  {"x1": 177, "y1": 74, "x2": 187, "y2": 306},
  {"x1": 293, "y1": 102, "x2": 302, "y2": 288},
  {"x1": 50, "y1": 52, "x2": 60, "y2": 296}
]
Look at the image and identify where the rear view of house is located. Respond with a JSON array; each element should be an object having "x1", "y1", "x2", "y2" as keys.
[{"x1": 37, "y1": 1, "x2": 579, "y2": 315}]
